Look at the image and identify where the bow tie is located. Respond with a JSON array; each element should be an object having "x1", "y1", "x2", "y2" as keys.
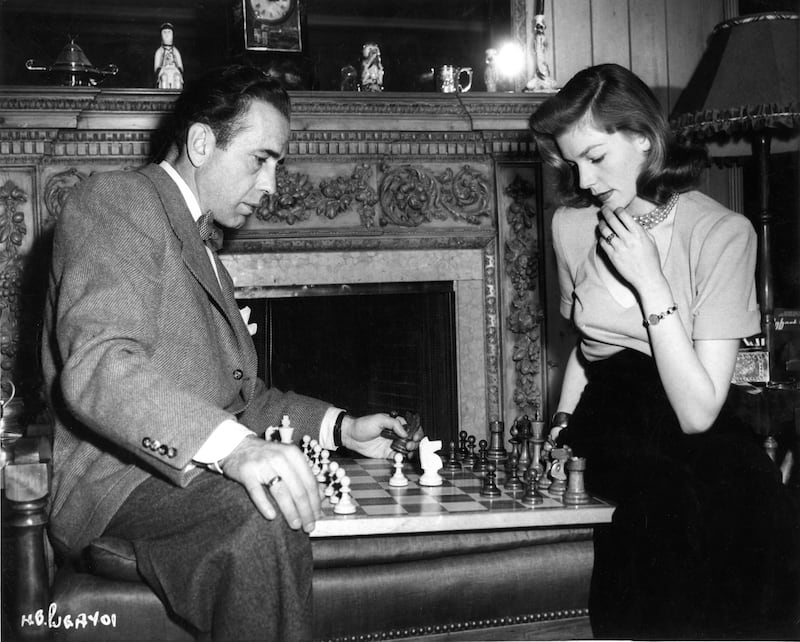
[{"x1": 197, "y1": 212, "x2": 223, "y2": 251}]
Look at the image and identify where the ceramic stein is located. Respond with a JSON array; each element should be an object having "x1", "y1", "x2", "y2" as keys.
[{"x1": 436, "y1": 65, "x2": 473, "y2": 93}]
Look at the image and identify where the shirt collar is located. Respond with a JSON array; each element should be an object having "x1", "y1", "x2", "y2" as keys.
[{"x1": 159, "y1": 160, "x2": 203, "y2": 223}]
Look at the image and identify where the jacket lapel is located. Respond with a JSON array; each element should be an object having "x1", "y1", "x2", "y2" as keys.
[{"x1": 139, "y1": 164, "x2": 229, "y2": 316}]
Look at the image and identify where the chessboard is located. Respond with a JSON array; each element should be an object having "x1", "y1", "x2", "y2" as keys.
[{"x1": 311, "y1": 457, "x2": 614, "y2": 538}]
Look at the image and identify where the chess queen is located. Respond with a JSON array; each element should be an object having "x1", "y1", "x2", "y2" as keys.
[{"x1": 530, "y1": 64, "x2": 798, "y2": 639}]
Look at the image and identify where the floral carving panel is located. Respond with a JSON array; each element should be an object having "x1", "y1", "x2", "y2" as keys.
[{"x1": 242, "y1": 160, "x2": 492, "y2": 235}]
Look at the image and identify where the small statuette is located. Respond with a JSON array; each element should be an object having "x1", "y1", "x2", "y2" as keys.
[
  {"x1": 360, "y1": 42, "x2": 384, "y2": 92},
  {"x1": 484, "y1": 48, "x2": 498, "y2": 92},
  {"x1": 154, "y1": 22, "x2": 184, "y2": 89}
]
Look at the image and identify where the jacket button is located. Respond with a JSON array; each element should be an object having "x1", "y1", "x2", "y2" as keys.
[
  {"x1": 167, "y1": 447, "x2": 177, "y2": 458},
  {"x1": 158, "y1": 444, "x2": 169, "y2": 456},
  {"x1": 142, "y1": 437, "x2": 152, "y2": 448},
  {"x1": 233, "y1": 369, "x2": 244, "y2": 380}
]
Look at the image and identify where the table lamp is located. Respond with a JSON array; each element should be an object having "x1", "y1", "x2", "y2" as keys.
[{"x1": 670, "y1": 11, "x2": 800, "y2": 385}]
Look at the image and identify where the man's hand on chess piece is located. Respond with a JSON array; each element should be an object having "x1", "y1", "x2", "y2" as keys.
[
  {"x1": 341, "y1": 413, "x2": 423, "y2": 459},
  {"x1": 221, "y1": 435, "x2": 323, "y2": 533}
]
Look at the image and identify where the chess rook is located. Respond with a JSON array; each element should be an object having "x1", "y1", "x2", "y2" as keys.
[
  {"x1": 563, "y1": 456, "x2": 590, "y2": 506},
  {"x1": 487, "y1": 420, "x2": 508, "y2": 465}
]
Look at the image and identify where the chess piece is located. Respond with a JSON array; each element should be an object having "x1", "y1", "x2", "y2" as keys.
[
  {"x1": 515, "y1": 416, "x2": 532, "y2": 471},
  {"x1": 480, "y1": 461, "x2": 502, "y2": 497},
  {"x1": 154, "y1": 22, "x2": 184, "y2": 89},
  {"x1": 530, "y1": 414, "x2": 545, "y2": 482},
  {"x1": 457, "y1": 430, "x2": 469, "y2": 462},
  {"x1": 487, "y1": 420, "x2": 508, "y2": 466},
  {"x1": 548, "y1": 447, "x2": 570, "y2": 495},
  {"x1": 333, "y1": 475, "x2": 357, "y2": 514},
  {"x1": 473, "y1": 439, "x2": 489, "y2": 475},
  {"x1": 506, "y1": 424, "x2": 521, "y2": 474},
  {"x1": 360, "y1": 42, "x2": 384, "y2": 92},
  {"x1": 443, "y1": 440, "x2": 461, "y2": 472},
  {"x1": 521, "y1": 467, "x2": 545, "y2": 507},
  {"x1": 278, "y1": 414, "x2": 294, "y2": 444},
  {"x1": 317, "y1": 449, "x2": 330, "y2": 483},
  {"x1": 462, "y1": 434, "x2": 477, "y2": 468},
  {"x1": 325, "y1": 461, "x2": 340, "y2": 498},
  {"x1": 389, "y1": 452, "x2": 409, "y2": 487},
  {"x1": 418, "y1": 437, "x2": 443, "y2": 486},
  {"x1": 330, "y1": 467, "x2": 346, "y2": 504},
  {"x1": 504, "y1": 451, "x2": 525, "y2": 494},
  {"x1": 563, "y1": 456, "x2": 591, "y2": 505}
]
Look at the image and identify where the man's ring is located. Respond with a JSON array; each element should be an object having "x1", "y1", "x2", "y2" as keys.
[
  {"x1": 265, "y1": 475, "x2": 282, "y2": 489},
  {"x1": 604, "y1": 232, "x2": 617, "y2": 243}
]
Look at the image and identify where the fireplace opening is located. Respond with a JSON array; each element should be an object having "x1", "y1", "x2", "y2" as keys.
[{"x1": 248, "y1": 281, "x2": 458, "y2": 444}]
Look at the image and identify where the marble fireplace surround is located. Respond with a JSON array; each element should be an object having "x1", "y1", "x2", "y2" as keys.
[{"x1": 0, "y1": 88, "x2": 549, "y2": 441}]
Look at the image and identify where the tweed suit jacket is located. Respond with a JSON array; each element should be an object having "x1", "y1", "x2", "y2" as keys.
[{"x1": 42, "y1": 163, "x2": 331, "y2": 556}]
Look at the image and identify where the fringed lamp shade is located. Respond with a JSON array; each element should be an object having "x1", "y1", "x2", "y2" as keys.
[
  {"x1": 670, "y1": 11, "x2": 800, "y2": 384},
  {"x1": 671, "y1": 12, "x2": 800, "y2": 156}
]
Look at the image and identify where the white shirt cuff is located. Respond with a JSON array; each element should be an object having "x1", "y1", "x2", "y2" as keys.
[
  {"x1": 193, "y1": 420, "x2": 255, "y2": 465},
  {"x1": 320, "y1": 407, "x2": 345, "y2": 450}
]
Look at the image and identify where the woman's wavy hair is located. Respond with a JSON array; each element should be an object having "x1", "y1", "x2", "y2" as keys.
[
  {"x1": 529, "y1": 63, "x2": 707, "y2": 208},
  {"x1": 170, "y1": 64, "x2": 291, "y2": 155}
]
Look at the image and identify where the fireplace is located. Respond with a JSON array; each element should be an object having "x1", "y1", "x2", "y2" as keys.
[
  {"x1": 250, "y1": 281, "x2": 457, "y2": 443},
  {"x1": 224, "y1": 245, "x2": 494, "y2": 440}
]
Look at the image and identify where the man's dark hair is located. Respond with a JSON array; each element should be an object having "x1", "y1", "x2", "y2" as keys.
[{"x1": 170, "y1": 65, "x2": 291, "y2": 154}]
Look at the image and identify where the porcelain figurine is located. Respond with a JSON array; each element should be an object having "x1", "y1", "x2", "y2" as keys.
[
  {"x1": 154, "y1": 22, "x2": 184, "y2": 89},
  {"x1": 360, "y1": 42, "x2": 384, "y2": 92}
]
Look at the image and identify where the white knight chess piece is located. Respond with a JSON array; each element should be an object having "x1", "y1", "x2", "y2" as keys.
[{"x1": 418, "y1": 437, "x2": 443, "y2": 486}]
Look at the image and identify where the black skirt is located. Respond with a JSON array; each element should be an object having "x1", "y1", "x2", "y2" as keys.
[{"x1": 558, "y1": 349, "x2": 799, "y2": 640}]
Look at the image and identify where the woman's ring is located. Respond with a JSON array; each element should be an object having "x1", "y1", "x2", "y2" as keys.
[
  {"x1": 265, "y1": 475, "x2": 282, "y2": 489},
  {"x1": 604, "y1": 232, "x2": 617, "y2": 243}
]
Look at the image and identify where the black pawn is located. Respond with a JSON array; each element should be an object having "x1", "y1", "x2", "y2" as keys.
[
  {"x1": 443, "y1": 440, "x2": 462, "y2": 472},
  {"x1": 480, "y1": 461, "x2": 502, "y2": 497},
  {"x1": 462, "y1": 435, "x2": 477, "y2": 468},
  {"x1": 521, "y1": 468, "x2": 545, "y2": 506},
  {"x1": 457, "y1": 430, "x2": 469, "y2": 462},
  {"x1": 473, "y1": 439, "x2": 489, "y2": 475},
  {"x1": 504, "y1": 451, "x2": 525, "y2": 494}
]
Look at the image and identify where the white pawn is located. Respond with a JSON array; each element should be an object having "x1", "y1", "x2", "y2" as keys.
[
  {"x1": 389, "y1": 452, "x2": 408, "y2": 487},
  {"x1": 301, "y1": 434, "x2": 312, "y2": 455},
  {"x1": 333, "y1": 475, "x2": 357, "y2": 514}
]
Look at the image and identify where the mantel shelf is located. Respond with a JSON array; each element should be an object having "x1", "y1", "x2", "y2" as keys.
[{"x1": 0, "y1": 87, "x2": 548, "y2": 133}]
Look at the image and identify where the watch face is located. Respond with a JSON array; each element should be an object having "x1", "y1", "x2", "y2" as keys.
[{"x1": 252, "y1": 0, "x2": 295, "y2": 24}]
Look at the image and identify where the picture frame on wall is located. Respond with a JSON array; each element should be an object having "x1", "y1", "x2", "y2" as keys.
[{"x1": 243, "y1": 0, "x2": 302, "y2": 52}]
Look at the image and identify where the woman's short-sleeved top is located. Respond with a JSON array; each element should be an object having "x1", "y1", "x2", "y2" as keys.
[{"x1": 552, "y1": 190, "x2": 761, "y2": 361}]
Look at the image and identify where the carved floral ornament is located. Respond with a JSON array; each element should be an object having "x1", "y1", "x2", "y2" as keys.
[
  {"x1": 42, "y1": 161, "x2": 491, "y2": 231},
  {"x1": 255, "y1": 161, "x2": 491, "y2": 229},
  {"x1": 0, "y1": 180, "x2": 28, "y2": 375},
  {"x1": 503, "y1": 174, "x2": 543, "y2": 416}
]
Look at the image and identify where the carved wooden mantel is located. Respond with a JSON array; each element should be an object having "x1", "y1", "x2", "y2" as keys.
[{"x1": 0, "y1": 88, "x2": 549, "y2": 439}]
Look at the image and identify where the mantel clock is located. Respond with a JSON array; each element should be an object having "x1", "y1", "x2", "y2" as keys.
[{"x1": 244, "y1": 0, "x2": 302, "y2": 52}]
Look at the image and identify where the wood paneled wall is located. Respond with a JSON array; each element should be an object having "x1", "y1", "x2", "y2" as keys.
[{"x1": 516, "y1": 0, "x2": 728, "y2": 113}]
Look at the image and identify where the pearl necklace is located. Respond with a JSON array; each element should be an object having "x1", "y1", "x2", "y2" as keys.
[{"x1": 633, "y1": 192, "x2": 679, "y2": 230}]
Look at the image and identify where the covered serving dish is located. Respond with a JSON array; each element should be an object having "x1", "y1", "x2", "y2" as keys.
[{"x1": 26, "y1": 39, "x2": 118, "y2": 86}]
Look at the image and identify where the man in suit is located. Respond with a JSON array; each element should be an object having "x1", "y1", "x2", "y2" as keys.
[{"x1": 41, "y1": 65, "x2": 421, "y2": 641}]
